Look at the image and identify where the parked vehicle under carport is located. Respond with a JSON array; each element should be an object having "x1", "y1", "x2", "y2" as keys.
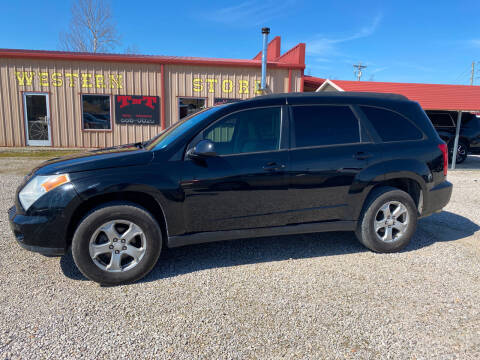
[{"x1": 425, "y1": 110, "x2": 480, "y2": 164}]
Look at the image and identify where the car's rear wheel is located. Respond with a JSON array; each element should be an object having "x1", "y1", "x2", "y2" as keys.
[
  {"x1": 72, "y1": 202, "x2": 162, "y2": 285},
  {"x1": 356, "y1": 187, "x2": 418, "y2": 253}
]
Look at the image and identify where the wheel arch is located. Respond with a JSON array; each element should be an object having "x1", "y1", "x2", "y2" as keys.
[
  {"x1": 349, "y1": 159, "x2": 430, "y2": 220},
  {"x1": 366, "y1": 178, "x2": 424, "y2": 214},
  {"x1": 66, "y1": 191, "x2": 168, "y2": 249}
]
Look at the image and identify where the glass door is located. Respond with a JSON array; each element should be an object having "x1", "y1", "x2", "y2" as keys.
[{"x1": 23, "y1": 93, "x2": 51, "y2": 146}]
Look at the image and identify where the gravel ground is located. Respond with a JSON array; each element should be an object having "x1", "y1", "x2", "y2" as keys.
[{"x1": 1, "y1": 160, "x2": 480, "y2": 359}]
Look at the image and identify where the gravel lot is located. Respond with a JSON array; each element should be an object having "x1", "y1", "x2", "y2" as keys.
[{"x1": 1, "y1": 157, "x2": 480, "y2": 359}]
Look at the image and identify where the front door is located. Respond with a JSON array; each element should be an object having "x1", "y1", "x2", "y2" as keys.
[
  {"x1": 181, "y1": 106, "x2": 290, "y2": 233},
  {"x1": 23, "y1": 93, "x2": 51, "y2": 146}
]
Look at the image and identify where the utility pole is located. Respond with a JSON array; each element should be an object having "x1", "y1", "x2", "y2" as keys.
[
  {"x1": 353, "y1": 63, "x2": 367, "y2": 81},
  {"x1": 471, "y1": 61, "x2": 475, "y2": 85}
]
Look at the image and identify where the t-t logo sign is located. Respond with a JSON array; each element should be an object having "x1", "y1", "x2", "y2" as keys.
[{"x1": 117, "y1": 96, "x2": 157, "y2": 109}]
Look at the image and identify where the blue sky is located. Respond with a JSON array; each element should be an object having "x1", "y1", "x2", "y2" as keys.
[{"x1": 1, "y1": 0, "x2": 480, "y2": 85}]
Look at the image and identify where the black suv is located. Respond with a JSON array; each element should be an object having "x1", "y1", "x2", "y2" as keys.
[
  {"x1": 426, "y1": 110, "x2": 480, "y2": 164},
  {"x1": 9, "y1": 92, "x2": 452, "y2": 285}
]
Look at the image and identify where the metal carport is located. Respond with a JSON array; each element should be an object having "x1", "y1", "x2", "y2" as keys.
[{"x1": 304, "y1": 76, "x2": 480, "y2": 169}]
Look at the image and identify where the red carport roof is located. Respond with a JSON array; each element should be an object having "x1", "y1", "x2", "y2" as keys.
[{"x1": 310, "y1": 76, "x2": 480, "y2": 111}]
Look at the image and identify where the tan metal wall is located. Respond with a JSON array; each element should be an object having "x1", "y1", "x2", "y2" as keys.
[
  {"x1": 0, "y1": 57, "x2": 162, "y2": 148},
  {"x1": 0, "y1": 57, "x2": 302, "y2": 147},
  {"x1": 164, "y1": 64, "x2": 299, "y2": 126}
]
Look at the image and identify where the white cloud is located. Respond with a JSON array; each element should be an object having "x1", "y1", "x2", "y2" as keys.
[
  {"x1": 203, "y1": 0, "x2": 296, "y2": 26},
  {"x1": 469, "y1": 39, "x2": 480, "y2": 47},
  {"x1": 307, "y1": 13, "x2": 383, "y2": 56}
]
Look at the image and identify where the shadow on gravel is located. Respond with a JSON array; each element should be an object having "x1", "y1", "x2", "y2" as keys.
[
  {"x1": 60, "y1": 251, "x2": 87, "y2": 281},
  {"x1": 410, "y1": 210, "x2": 480, "y2": 251},
  {"x1": 453, "y1": 154, "x2": 480, "y2": 170},
  {"x1": 59, "y1": 210, "x2": 479, "y2": 283}
]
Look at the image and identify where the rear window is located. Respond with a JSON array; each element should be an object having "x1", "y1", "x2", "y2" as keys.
[
  {"x1": 428, "y1": 113, "x2": 455, "y2": 127},
  {"x1": 292, "y1": 105, "x2": 360, "y2": 148},
  {"x1": 361, "y1": 106, "x2": 423, "y2": 142}
]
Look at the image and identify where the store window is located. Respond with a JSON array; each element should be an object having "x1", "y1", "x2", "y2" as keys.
[
  {"x1": 179, "y1": 98, "x2": 206, "y2": 120},
  {"x1": 82, "y1": 95, "x2": 111, "y2": 130}
]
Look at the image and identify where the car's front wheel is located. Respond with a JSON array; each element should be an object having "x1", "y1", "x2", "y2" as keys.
[
  {"x1": 356, "y1": 187, "x2": 418, "y2": 253},
  {"x1": 72, "y1": 202, "x2": 162, "y2": 285}
]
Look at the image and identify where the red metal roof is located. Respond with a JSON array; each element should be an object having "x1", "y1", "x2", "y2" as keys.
[
  {"x1": 0, "y1": 42, "x2": 306, "y2": 70},
  {"x1": 308, "y1": 76, "x2": 480, "y2": 111},
  {"x1": 253, "y1": 36, "x2": 281, "y2": 61},
  {"x1": 304, "y1": 75, "x2": 325, "y2": 87}
]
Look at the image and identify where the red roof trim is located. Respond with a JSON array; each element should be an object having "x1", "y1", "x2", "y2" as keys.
[{"x1": 0, "y1": 48, "x2": 305, "y2": 69}]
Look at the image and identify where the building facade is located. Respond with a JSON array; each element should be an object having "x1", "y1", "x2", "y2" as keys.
[{"x1": 0, "y1": 37, "x2": 305, "y2": 148}]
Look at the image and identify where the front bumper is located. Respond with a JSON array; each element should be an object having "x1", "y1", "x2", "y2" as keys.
[
  {"x1": 8, "y1": 205, "x2": 66, "y2": 256},
  {"x1": 421, "y1": 180, "x2": 453, "y2": 218}
]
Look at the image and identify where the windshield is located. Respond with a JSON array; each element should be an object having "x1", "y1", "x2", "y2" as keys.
[{"x1": 145, "y1": 107, "x2": 223, "y2": 150}]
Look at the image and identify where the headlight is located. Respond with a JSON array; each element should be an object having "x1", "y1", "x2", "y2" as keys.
[{"x1": 19, "y1": 174, "x2": 70, "y2": 211}]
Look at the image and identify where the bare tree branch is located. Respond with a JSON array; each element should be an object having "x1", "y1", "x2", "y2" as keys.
[
  {"x1": 124, "y1": 44, "x2": 140, "y2": 55},
  {"x1": 60, "y1": 0, "x2": 120, "y2": 53}
]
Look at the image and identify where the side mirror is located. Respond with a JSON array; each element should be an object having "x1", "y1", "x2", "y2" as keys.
[{"x1": 187, "y1": 139, "x2": 217, "y2": 159}]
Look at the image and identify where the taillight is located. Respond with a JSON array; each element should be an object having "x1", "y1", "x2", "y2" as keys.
[{"x1": 438, "y1": 143, "x2": 448, "y2": 176}]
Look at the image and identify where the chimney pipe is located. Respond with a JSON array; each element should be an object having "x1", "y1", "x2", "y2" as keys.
[{"x1": 261, "y1": 27, "x2": 270, "y2": 93}]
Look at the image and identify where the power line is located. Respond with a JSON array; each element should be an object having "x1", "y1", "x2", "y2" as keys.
[
  {"x1": 454, "y1": 67, "x2": 471, "y2": 83},
  {"x1": 470, "y1": 61, "x2": 475, "y2": 85},
  {"x1": 353, "y1": 63, "x2": 367, "y2": 81}
]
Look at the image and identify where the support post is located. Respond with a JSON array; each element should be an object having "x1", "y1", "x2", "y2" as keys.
[
  {"x1": 451, "y1": 111, "x2": 462, "y2": 169},
  {"x1": 261, "y1": 27, "x2": 270, "y2": 93}
]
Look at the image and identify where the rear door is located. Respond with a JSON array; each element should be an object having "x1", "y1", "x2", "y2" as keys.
[{"x1": 285, "y1": 104, "x2": 379, "y2": 224}]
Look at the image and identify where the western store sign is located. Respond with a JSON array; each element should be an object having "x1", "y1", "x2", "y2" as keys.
[
  {"x1": 193, "y1": 78, "x2": 262, "y2": 95},
  {"x1": 15, "y1": 72, "x2": 261, "y2": 95},
  {"x1": 15, "y1": 71, "x2": 124, "y2": 88}
]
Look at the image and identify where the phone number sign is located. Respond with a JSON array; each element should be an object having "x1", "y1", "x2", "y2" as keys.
[{"x1": 115, "y1": 95, "x2": 160, "y2": 125}]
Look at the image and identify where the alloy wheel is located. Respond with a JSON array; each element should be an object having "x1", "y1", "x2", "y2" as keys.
[
  {"x1": 374, "y1": 201, "x2": 409, "y2": 243},
  {"x1": 89, "y1": 220, "x2": 147, "y2": 272}
]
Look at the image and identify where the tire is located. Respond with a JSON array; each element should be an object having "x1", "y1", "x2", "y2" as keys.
[
  {"x1": 355, "y1": 186, "x2": 418, "y2": 253},
  {"x1": 72, "y1": 201, "x2": 162, "y2": 285},
  {"x1": 449, "y1": 141, "x2": 468, "y2": 164}
]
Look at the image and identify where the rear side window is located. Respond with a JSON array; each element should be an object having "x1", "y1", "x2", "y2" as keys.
[
  {"x1": 360, "y1": 106, "x2": 423, "y2": 142},
  {"x1": 292, "y1": 105, "x2": 360, "y2": 148}
]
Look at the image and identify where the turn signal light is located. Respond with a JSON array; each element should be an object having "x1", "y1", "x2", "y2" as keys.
[{"x1": 41, "y1": 174, "x2": 70, "y2": 192}]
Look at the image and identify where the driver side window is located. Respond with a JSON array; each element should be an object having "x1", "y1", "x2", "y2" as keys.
[{"x1": 200, "y1": 107, "x2": 281, "y2": 156}]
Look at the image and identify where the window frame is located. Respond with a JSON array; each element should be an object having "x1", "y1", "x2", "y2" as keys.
[
  {"x1": 428, "y1": 112, "x2": 456, "y2": 128},
  {"x1": 288, "y1": 104, "x2": 371, "y2": 150},
  {"x1": 81, "y1": 93, "x2": 112, "y2": 132},
  {"x1": 178, "y1": 96, "x2": 208, "y2": 121},
  {"x1": 358, "y1": 105, "x2": 426, "y2": 143},
  {"x1": 184, "y1": 105, "x2": 288, "y2": 159}
]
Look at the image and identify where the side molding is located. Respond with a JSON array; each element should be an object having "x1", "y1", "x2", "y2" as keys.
[{"x1": 167, "y1": 220, "x2": 357, "y2": 248}]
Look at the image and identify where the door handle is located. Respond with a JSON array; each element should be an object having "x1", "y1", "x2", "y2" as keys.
[
  {"x1": 262, "y1": 162, "x2": 286, "y2": 172},
  {"x1": 354, "y1": 151, "x2": 373, "y2": 160}
]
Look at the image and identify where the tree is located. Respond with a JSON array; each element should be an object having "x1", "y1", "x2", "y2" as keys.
[
  {"x1": 60, "y1": 0, "x2": 120, "y2": 53},
  {"x1": 124, "y1": 44, "x2": 140, "y2": 55}
]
